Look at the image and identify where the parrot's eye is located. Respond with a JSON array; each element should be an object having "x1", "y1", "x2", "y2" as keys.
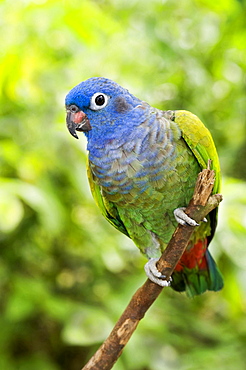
[
  {"x1": 68, "y1": 104, "x2": 80, "y2": 113},
  {"x1": 89, "y1": 93, "x2": 109, "y2": 111}
]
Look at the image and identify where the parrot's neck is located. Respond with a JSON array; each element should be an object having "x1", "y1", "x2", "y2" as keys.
[
  {"x1": 86, "y1": 104, "x2": 153, "y2": 156},
  {"x1": 86, "y1": 108, "x2": 156, "y2": 163}
]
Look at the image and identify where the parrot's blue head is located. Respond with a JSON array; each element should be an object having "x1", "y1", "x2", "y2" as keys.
[{"x1": 65, "y1": 77, "x2": 144, "y2": 140}]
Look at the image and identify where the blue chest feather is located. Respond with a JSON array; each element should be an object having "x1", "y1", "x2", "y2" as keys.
[{"x1": 88, "y1": 109, "x2": 181, "y2": 196}]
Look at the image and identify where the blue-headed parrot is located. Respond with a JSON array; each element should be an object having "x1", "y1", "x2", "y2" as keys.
[{"x1": 65, "y1": 77, "x2": 223, "y2": 297}]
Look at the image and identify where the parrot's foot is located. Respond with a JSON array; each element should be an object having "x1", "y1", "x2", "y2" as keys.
[
  {"x1": 144, "y1": 258, "x2": 172, "y2": 287},
  {"x1": 174, "y1": 207, "x2": 199, "y2": 226}
]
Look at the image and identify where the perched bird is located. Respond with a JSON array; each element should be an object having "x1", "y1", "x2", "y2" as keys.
[{"x1": 65, "y1": 77, "x2": 223, "y2": 297}]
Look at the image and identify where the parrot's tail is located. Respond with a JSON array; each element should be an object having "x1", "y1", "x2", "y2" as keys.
[{"x1": 171, "y1": 239, "x2": 223, "y2": 297}]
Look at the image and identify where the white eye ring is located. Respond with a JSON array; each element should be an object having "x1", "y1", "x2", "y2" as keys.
[{"x1": 89, "y1": 92, "x2": 109, "y2": 111}]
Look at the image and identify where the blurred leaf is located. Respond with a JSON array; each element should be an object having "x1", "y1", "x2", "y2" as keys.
[
  {"x1": 62, "y1": 306, "x2": 113, "y2": 346},
  {"x1": 0, "y1": 178, "x2": 65, "y2": 234},
  {"x1": 0, "y1": 192, "x2": 24, "y2": 233}
]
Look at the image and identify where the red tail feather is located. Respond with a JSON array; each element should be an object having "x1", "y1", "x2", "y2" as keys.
[
  {"x1": 172, "y1": 238, "x2": 223, "y2": 296},
  {"x1": 175, "y1": 239, "x2": 208, "y2": 272}
]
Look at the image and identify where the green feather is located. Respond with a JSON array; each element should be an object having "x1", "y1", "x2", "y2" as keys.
[
  {"x1": 174, "y1": 110, "x2": 221, "y2": 194},
  {"x1": 87, "y1": 161, "x2": 129, "y2": 237}
]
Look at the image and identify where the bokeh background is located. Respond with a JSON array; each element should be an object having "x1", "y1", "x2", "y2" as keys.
[{"x1": 1, "y1": 0, "x2": 246, "y2": 369}]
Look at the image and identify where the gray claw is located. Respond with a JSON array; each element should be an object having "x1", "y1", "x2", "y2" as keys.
[
  {"x1": 144, "y1": 258, "x2": 172, "y2": 287},
  {"x1": 174, "y1": 207, "x2": 199, "y2": 226}
]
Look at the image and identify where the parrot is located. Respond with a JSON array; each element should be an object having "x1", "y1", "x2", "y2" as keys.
[{"x1": 65, "y1": 77, "x2": 223, "y2": 297}]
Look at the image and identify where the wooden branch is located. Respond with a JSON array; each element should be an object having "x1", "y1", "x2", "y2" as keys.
[{"x1": 81, "y1": 168, "x2": 222, "y2": 370}]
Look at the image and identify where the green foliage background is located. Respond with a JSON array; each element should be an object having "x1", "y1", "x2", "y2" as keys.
[{"x1": 1, "y1": 0, "x2": 246, "y2": 369}]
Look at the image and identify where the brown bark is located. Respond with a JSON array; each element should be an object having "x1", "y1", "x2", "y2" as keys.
[{"x1": 82, "y1": 168, "x2": 222, "y2": 370}]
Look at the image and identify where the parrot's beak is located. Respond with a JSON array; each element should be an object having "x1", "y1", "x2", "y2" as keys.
[{"x1": 66, "y1": 109, "x2": 92, "y2": 139}]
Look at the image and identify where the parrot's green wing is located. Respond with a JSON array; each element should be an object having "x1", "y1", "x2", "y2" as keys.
[
  {"x1": 174, "y1": 110, "x2": 221, "y2": 194},
  {"x1": 174, "y1": 110, "x2": 221, "y2": 242},
  {"x1": 87, "y1": 161, "x2": 130, "y2": 237}
]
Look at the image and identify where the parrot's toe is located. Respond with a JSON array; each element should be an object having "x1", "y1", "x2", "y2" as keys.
[
  {"x1": 144, "y1": 258, "x2": 172, "y2": 287},
  {"x1": 174, "y1": 207, "x2": 199, "y2": 226}
]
